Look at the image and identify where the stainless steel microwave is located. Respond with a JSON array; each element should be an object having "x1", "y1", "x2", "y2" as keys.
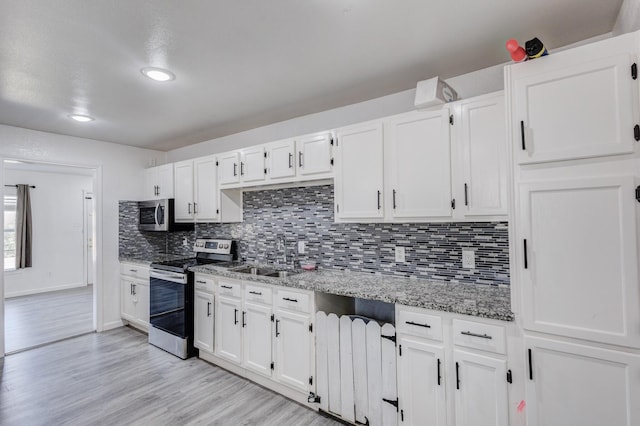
[{"x1": 138, "y1": 199, "x2": 194, "y2": 232}]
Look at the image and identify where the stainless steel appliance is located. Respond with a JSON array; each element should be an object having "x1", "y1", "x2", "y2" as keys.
[
  {"x1": 138, "y1": 199, "x2": 193, "y2": 232},
  {"x1": 148, "y1": 238, "x2": 236, "y2": 359}
]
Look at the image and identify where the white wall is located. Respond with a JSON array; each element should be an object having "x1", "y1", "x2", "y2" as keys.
[
  {"x1": 4, "y1": 169, "x2": 93, "y2": 297},
  {"x1": 0, "y1": 124, "x2": 166, "y2": 343},
  {"x1": 167, "y1": 64, "x2": 506, "y2": 162},
  {"x1": 614, "y1": 0, "x2": 640, "y2": 35}
]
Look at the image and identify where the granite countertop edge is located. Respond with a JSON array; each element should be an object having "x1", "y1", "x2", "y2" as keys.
[{"x1": 190, "y1": 264, "x2": 514, "y2": 322}]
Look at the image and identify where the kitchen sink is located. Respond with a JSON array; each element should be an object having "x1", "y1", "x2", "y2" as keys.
[{"x1": 230, "y1": 265, "x2": 299, "y2": 278}]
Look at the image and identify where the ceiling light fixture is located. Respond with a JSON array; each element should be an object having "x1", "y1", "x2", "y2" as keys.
[
  {"x1": 69, "y1": 114, "x2": 94, "y2": 122},
  {"x1": 141, "y1": 67, "x2": 176, "y2": 82}
]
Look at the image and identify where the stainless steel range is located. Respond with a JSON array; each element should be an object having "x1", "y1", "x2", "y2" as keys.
[{"x1": 148, "y1": 238, "x2": 236, "y2": 359}]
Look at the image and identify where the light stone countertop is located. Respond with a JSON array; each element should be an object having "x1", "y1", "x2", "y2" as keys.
[
  {"x1": 190, "y1": 263, "x2": 514, "y2": 322},
  {"x1": 119, "y1": 254, "x2": 190, "y2": 267}
]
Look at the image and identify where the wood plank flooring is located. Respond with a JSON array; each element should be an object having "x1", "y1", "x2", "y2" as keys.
[
  {"x1": 4, "y1": 285, "x2": 93, "y2": 353},
  {"x1": 0, "y1": 327, "x2": 341, "y2": 425}
]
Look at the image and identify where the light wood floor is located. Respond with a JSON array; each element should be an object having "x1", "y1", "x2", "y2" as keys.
[
  {"x1": 4, "y1": 285, "x2": 94, "y2": 353},
  {"x1": 0, "y1": 327, "x2": 341, "y2": 425}
]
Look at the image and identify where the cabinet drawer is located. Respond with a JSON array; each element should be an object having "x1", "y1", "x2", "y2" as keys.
[
  {"x1": 194, "y1": 275, "x2": 215, "y2": 293},
  {"x1": 244, "y1": 283, "x2": 272, "y2": 305},
  {"x1": 452, "y1": 319, "x2": 506, "y2": 354},
  {"x1": 217, "y1": 279, "x2": 242, "y2": 297},
  {"x1": 120, "y1": 263, "x2": 150, "y2": 280},
  {"x1": 275, "y1": 289, "x2": 311, "y2": 313},
  {"x1": 397, "y1": 309, "x2": 443, "y2": 341}
]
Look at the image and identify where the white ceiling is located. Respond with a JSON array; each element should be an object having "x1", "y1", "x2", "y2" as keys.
[{"x1": 0, "y1": 0, "x2": 624, "y2": 151}]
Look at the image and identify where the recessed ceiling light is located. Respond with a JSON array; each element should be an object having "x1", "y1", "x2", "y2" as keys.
[
  {"x1": 69, "y1": 114, "x2": 94, "y2": 122},
  {"x1": 141, "y1": 67, "x2": 176, "y2": 82}
]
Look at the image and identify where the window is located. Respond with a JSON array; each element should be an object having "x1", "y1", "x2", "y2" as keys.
[{"x1": 4, "y1": 187, "x2": 17, "y2": 270}]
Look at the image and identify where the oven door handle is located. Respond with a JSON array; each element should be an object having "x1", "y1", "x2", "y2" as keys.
[{"x1": 150, "y1": 269, "x2": 188, "y2": 284}]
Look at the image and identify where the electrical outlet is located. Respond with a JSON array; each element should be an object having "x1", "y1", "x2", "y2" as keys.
[
  {"x1": 182, "y1": 237, "x2": 189, "y2": 247},
  {"x1": 462, "y1": 249, "x2": 475, "y2": 269},
  {"x1": 395, "y1": 246, "x2": 406, "y2": 263},
  {"x1": 298, "y1": 241, "x2": 306, "y2": 254}
]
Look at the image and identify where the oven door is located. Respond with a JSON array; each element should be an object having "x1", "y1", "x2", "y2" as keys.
[{"x1": 149, "y1": 269, "x2": 188, "y2": 338}]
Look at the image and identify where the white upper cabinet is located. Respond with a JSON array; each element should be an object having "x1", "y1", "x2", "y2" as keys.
[
  {"x1": 335, "y1": 121, "x2": 385, "y2": 221},
  {"x1": 241, "y1": 146, "x2": 267, "y2": 183},
  {"x1": 298, "y1": 133, "x2": 334, "y2": 177},
  {"x1": 174, "y1": 156, "x2": 219, "y2": 223},
  {"x1": 219, "y1": 152, "x2": 241, "y2": 185},
  {"x1": 143, "y1": 164, "x2": 174, "y2": 200},
  {"x1": 517, "y1": 176, "x2": 640, "y2": 347},
  {"x1": 386, "y1": 109, "x2": 452, "y2": 220},
  {"x1": 268, "y1": 139, "x2": 297, "y2": 180},
  {"x1": 453, "y1": 93, "x2": 508, "y2": 217},
  {"x1": 508, "y1": 34, "x2": 638, "y2": 164}
]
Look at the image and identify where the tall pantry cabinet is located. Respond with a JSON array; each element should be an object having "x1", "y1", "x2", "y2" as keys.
[{"x1": 506, "y1": 31, "x2": 640, "y2": 426}]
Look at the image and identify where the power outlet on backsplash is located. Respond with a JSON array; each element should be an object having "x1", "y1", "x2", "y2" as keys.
[
  {"x1": 395, "y1": 246, "x2": 406, "y2": 263},
  {"x1": 462, "y1": 249, "x2": 476, "y2": 269}
]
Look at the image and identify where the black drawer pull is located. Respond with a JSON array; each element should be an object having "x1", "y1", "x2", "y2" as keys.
[
  {"x1": 196, "y1": 280, "x2": 207, "y2": 284},
  {"x1": 249, "y1": 291, "x2": 263, "y2": 295},
  {"x1": 129, "y1": 269, "x2": 138, "y2": 273},
  {"x1": 221, "y1": 285, "x2": 233, "y2": 290},
  {"x1": 282, "y1": 297, "x2": 298, "y2": 303},
  {"x1": 461, "y1": 331, "x2": 492, "y2": 339},
  {"x1": 406, "y1": 321, "x2": 431, "y2": 328}
]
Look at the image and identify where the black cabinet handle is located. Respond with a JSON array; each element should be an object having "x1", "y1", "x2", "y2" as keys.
[
  {"x1": 523, "y1": 239, "x2": 529, "y2": 269},
  {"x1": 196, "y1": 280, "x2": 207, "y2": 284},
  {"x1": 130, "y1": 283, "x2": 133, "y2": 295},
  {"x1": 377, "y1": 190, "x2": 381, "y2": 210},
  {"x1": 129, "y1": 269, "x2": 138, "y2": 273},
  {"x1": 456, "y1": 362, "x2": 460, "y2": 390},
  {"x1": 282, "y1": 297, "x2": 298, "y2": 303},
  {"x1": 288, "y1": 152, "x2": 293, "y2": 168},
  {"x1": 242, "y1": 311, "x2": 246, "y2": 328},
  {"x1": 249, "y1": 291, "x2": 263, "y2": 295},
  {"x1": 221, "y1": 285, "x2": 233, "y2": 289},
  {"x1": 461, "y1": 331, "x2": 493, "y2": 339},
  {"x1": 528, "y1": 348, "x2": 534, "y2": 380},
  {"x1": 234, "y1": 308, "x2": 239, "y2": 325},
  {"x1": 405, "y1": 320, "x2": 431, "y2": 328},
  {"x1": 521, "y1": 121, "x2": 526, "y2": 150},
  {"x1": 464, "y1": 183, "x2": 469, "y2": 206},
  {"x1": 240, "y1": 162, "x2": 244, "y2": 176},
  {"x1": 188, "y1": 203, "x2": 192, "y2": 214},
  {"x1": 233, "y1": 163, "x2": 237, "y2": 176},
  {"x1": 207, "y1": 302, "x2": 211, "y2": 317},
  {"x1": 275, "y1": 319, "x2": 280, "y2": 337},
  {"x1": 298, "y1": 151, "x2": 303, "y2": 167},
  {"x1": 193, "y1": 202, "x2": 198, "y2": 214},
  {"x1": 132, "y1": 284, "x2": 136, "y2": 296},
  {"x1": 437, "y1": 358, "x2": 442, "y2": 386},
  {"x1": 392, "y1": 189, "x2": 397, "y2": 209}
]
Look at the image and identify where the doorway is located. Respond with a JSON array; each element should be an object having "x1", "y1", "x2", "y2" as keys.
[{"x1": 3, "y1": 160, "x2": 97, "y2": 353}]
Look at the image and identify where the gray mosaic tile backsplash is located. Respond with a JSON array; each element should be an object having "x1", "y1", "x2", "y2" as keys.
[{"x1": 119, "y1": 185, "x2": 510, "y2": 285}]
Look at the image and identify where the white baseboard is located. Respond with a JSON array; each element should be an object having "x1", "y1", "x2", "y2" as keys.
[
  {"x1": 5, "y1": 282, "x2": 88, "y2": 298},
  {"x1": 101, "y1": 320, "x2": 125, "y2": 332}
]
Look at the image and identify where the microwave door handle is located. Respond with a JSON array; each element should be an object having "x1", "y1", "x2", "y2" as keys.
[{"x1": 154, "y1": 203, "x2": 160, "y2": 226}]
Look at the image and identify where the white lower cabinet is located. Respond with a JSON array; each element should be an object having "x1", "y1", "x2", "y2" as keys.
[
  {"x1": 120, "y1": 263, "x2": 150, "y2": 331},
  {"x1": 215, "y1": 293, "x2": 243, "y2": 364},
  {"x1": 274, "y1": 307, "x2": 312, "y2": 393},
  {"x1": 194, "y1": 289, "x2": 215, "y2": 353},
  {"x1": 397, "y1": 335, "x2": 447, "y2": 426},
  {"x1": 243, "y1": 300, "x2": 273, "y2": 377},
  {"x1": 453, "y1": 350, "x2": 509, "y2": 426},
  {"x1": 525, "y1": 335, "x2": 640, "y2": 426}
]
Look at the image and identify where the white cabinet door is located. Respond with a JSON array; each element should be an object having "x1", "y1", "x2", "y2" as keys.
[
  {"x1": 511, "y1": 52, "x2": 637, "y2": 164},
  {"x1": 457, "y1": 94, "x2": 507, "y2": 217},
  {"x1": 194, "y1": 290, "x2": 214, "y2": 353},
  {"x1": 173, "y1": 160, "x2": 194, "y2": 221},
  {"x1": 397, "y1": 335, "x2": 447, "y2": 426},
  {"x1": 386, "y1": 110, "x2": 452, "y2": 219},
  {"x1": 219, "y1": 152, "x2": 241, "y2": 185},
  {"x1": 525, "y1": 336, "x2": 640, "y2": 426},
  {"x1": 453, "y1": 349, "x2": 509, "y2": 426},
  {"x1": 215, "y1": 294, "x2": 243, "y2": 364},
  {"x1": 275, "y1": 309, "x2": 311, "y2": 393},
  {"x1": 121, "y1": 279, "x2": 136, "y2": 321},
  {"x1": 243, "y1": 301, "x2": 273, "y2": 377},
  {"x1": 155, "y1": 164, "x2": 174, "y2": 199},
  {"x1": 518, "y1": 176, "x2": 640, "y2": 347},
  {"x1": 142, "y1": 168, "x2": 158, "y2": 200},
  {"x1": 194, "y1": 156, "x2": 219, "y2": 222},
  {"x1": 135, "y1": 282, "x2": 149, "y2": 328},
  {"x1": 241, "y1": 147, "x2": 266, "y2": 183},
  {"x1": 269, "y1": 139, "x2": 296, "y2": 180},
  {"x1": 298, "y1": 133, "x2": 333, "y2": 177},
  {"x1": 335, "y1": 122, "x2": 384, "y2": 220}
]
